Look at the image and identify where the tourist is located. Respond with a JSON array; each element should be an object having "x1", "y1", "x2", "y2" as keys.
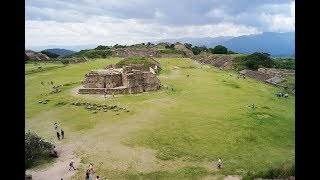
[
  {"x1": 61, "y1": 129, "x2": 64, "y2": 139},
  {"x1": 54, "y1": 122, "x2": 58, "y2": 130},
  {"x1": 217, "y1": 158, "x2": 222, "y2": 169},
  {"x1": 89, "y1": 162, "x2": 94, "y2": 173},
  {"x1": 252, "y1": 103, "x2": 255, "y2": 110},
  {"x1": 56, "y1": 131, "x2": 60, "y2": 140},
  {"x1": 86, "y1": 169, "x2": 91, "y2": 180},
  {"x1": 69, "y1": 160, "x2": 76, "y2": 170}
]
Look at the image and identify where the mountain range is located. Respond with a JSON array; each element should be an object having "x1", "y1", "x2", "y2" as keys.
[
  {"x1": 26, "y1": 32, "x2": 294, "y2": 57},
  {"x1": 41, "y1": 48, "x2": 76, "y2": 57},
  {"x1": 153, "y1": 32, "x2": 294, "y2": 57}
]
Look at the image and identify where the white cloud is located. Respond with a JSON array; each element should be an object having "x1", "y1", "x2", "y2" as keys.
[
  {"x1": 26, "y1": 16, "x2": 259, "y2": 46},
  {"x1": 260, "y1": 1, "x2": 294, "y2": 32}
]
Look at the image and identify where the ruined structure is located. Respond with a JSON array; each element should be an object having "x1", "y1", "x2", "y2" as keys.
[{"x1": 78, "y1": 64, "x2": 161, "y2": 94}]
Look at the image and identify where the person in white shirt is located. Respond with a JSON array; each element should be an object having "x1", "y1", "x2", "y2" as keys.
[{"x1": 218, "y1": 158, "x2": 222, "y2": 169}]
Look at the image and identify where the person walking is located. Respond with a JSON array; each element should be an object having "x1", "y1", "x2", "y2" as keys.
[
  {"x1": 85, "y1": 169, "x2": 91, "y2": 180},
  {"x1": 54, "y1": 122, "x2": 58, "y2": 131},
  {"x1": 252, "y1": 103, "x2": 255, "y2": 110},
  {"x1": 217, "y1": 158, "x2": 222, "y2": 169},
  {"x1": 56, "y1": 131, "x2": 60, "y2": 140},
  {"x1": 69, "y1": 160, "x2": 76, "y2": 170},
  {"x1": 89, "y1": 162, "x2": 94, "y2": 173},
  {"x1": 61, "y1": 129, "x2": 64, "y2": 139}
]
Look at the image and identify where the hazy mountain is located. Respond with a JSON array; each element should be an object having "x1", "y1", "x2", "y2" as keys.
[
  {"x1": 153, "y1": 36, "x2": 233, "y2": 47},
  {"x1": 154, "y1": 32, "x2": 294, "y2": 57},
  {"x1": 25, "y1": 44, "x2": 98, "y2": 52},
  {"x1": 42, "y1": 48, "x2": 76, "y2": 57},
  {"x1": 222, "y1": 32, "x2": 295, "y2": 57}
]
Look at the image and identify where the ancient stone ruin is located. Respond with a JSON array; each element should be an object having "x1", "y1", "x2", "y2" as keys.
[{"x1": 78, "y1": 64, "x2": 161, "y2": 94}]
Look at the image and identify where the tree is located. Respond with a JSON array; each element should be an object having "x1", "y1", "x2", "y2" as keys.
[
  {"x1": 41, "y1": 51, "x2": 59, "y2": 58},
  {"x1": 184, "y1": 43, "x2": 192, "y2": 50},
  {"x1": 210, "y1": 45, "x2": 228, "y2": 54},
  {"x1": 228, "y1": 50, "x2": 236, "y2": 54},
  {"x1": 61, "y1": 60, "x2": 70, "y2": 65},
  {"x1": 25, "y1": 131, "x2": 53, "y2": 168},
  {"x1": 94, "y1": 45, "x2": 109, "y2": 50},
  {"x1": 247, "y1": 52, "x2": 274, "y2": 68},
  {"x1": 170, "y1": 43, "x2": 175, "y2": 49},
  {"x1": 147, "y1": 42, "x2": 154, "y2": 46}
]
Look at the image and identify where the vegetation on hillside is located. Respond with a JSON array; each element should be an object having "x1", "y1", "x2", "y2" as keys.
[
  {"x1": 209, "y1": 45, "x2": 228, "y2": 54},
  {"x1": 232, "y1": 53, "x2": 295, "y2": 70},
  {"x1": 272, "y1": 57, "x2": 295, "y2": 69},
  {"x1": 66, "y1": 49, "x2": 112, "y2": 58},
  {"x1": 25, "y1": 131, "x2": 54, "y2": 169},
  {"x1": 41, "y1": 50, "x2": 60, "y2": 58}
]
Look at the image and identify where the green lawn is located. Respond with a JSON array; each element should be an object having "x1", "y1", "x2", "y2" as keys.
[{"x1": 25, "y1": 58, "x2": 294, "y2": 179}]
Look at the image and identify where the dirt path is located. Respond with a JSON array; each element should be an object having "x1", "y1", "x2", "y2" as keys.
[{"x1": 26, "y1": 142, "x2": 81, "y2": 180}]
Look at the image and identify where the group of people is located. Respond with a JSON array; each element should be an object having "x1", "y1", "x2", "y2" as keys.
[
  {"x1": 277, "y1": 92, "x2": 289, "y2": 98},
  {"x1": 85, "y1": 163, "x2": 106, "y2": 180},
  {"x1": 54, "y1": 122, "x2": 65, "y2": 140},
  {"x1": 41, "y1": 81, "x2": 54, "y2": 86},
  {"x1": 246, "y1": 103, "x2": 255, "y2": 110}
]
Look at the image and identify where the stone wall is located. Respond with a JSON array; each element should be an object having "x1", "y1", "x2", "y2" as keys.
[
  {"x1": 258, "y1": 68, "x2": 295, "y2": 77},
  {"x1": 112, "y1": 49, "x2": 158, "y2": 58},
  {"x1": 158, "y1": 53, "x2": 185, "y2": 58},
  {"x1": 81, "y1": 65, "x2": 161, "y2": 95},
  {"x1": 78, "y1": 88, "x2": 106, "y2": 94},
  {"x1": 84, "y1": 70, "x2": 122, "y2": 88}
]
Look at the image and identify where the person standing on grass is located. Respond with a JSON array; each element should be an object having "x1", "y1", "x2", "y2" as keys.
[
  {"x1": 69, "y1": 160, "x2": 76, "y2": 170},
  {"x1": 89, "y1": 162, "x2": 94, "y2": 173},
  {"x1": 61, "y1": 129, "x2": 64, "y2": 139},
  {"x1": 86, "y1": 169, "x2": 91, "y2": 180},
  {"x1": 217, "y1": 158, "x2": 222, "y2": 169},
  {"x1": 54, "y1": 122, "x2": 58, "y2": 131},
  {"x1": 252, "y1": 103, "x2": 255, "y2": 110},
  {"x1": 56, "y1": 131, "x2": 60, "y2": 140}
]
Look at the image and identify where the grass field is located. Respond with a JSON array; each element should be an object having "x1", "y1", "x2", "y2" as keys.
[{"x1": 25, "y1": 57, "x2": 294, "y2": 179}]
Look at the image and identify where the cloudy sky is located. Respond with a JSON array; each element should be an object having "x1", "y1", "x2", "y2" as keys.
[{"x1": 25, "y1": 0, "x2": 295, "y2": 46}]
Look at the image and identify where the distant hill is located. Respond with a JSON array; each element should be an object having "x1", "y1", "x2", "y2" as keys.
[
  {"x1": 153, "y1": 36, "x2": 233, "y2": 48},
  {"x1": 222, "y1": 32, "x2": 295, "y2": 57},
  {"x1": 154, "y1": 32, "x2": 294, "y2": 57},
  {"x1": 25, "y1": 44, "x2": 98, "y2": 52},
  {"x1": 42, "y1": 48, "x2": 76, "y2": 57}
]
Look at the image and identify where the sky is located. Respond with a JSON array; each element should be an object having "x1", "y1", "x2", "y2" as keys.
[{"x1": 25, "y1": 0, "x2": 295, "y2": 46}]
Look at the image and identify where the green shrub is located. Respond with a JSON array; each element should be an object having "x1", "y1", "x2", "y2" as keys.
[
  {"x1": 61, "y1": 60, "x2": 69, "y2": 65},
  {"x1": 25, "y1": 131, "x2": 53, "y2": 169},
  {"x1": 210, "y1": 45, "x2": 228, "y2": 54}
]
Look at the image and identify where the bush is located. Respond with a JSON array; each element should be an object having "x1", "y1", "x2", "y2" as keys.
[
  {"x1": 210, "y1": 45, "x2": 228, "y2": 54},
  {"x1": 25, "y1": 131, "x2": 53, "y2": 169},
  {"x1": 272, "y1": 57, "x2": 295, "y2": 69},
  {"x1": 61, "y1": 60, "x2": 69, "y2": 65},
  {"x1": 191, "y1": 46, "x2": 208, "y2": 55}
]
